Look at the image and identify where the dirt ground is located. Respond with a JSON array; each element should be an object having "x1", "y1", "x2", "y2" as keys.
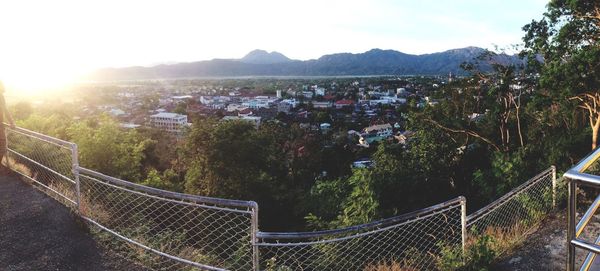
[
  {"x1": 0, "y1": 172, "x2": 148, "y2": 271},
  {"x1": 493, "y1": 212, "x2": 600, "y2": 271}
]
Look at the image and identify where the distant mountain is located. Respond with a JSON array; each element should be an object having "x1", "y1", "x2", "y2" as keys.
[
  {"x1": 240, "y1": 49, "x2": 292, "y2": 64},
  {"x1": 89, "y1": 47, "x2": 522, "y2": 81}
]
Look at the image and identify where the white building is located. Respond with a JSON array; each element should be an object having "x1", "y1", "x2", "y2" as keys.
[
  {"x1": 150, "y1": 112, "x2": 188, "y2": 134},
  {"x1": 281, "y1": 99, "x2": 299, "y2": 108},
  {"x1": 359, "y1": 123, "x2": 393, "y2": 145},
  {"x1": 315, "y1": 87, "x2": 326, "y2": 96}
]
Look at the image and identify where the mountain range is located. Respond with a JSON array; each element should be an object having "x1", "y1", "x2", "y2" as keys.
[{"x1": 89, "y1": 47, "x2": 522, "y2": 81}]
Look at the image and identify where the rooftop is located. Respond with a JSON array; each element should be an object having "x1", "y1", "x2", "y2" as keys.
[{"x1": 150, "y1": 112, "x2": 186, "y2": 118}]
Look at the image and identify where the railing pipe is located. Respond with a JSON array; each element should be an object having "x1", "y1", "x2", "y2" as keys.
[
  {"x1": 572, "y1": 239, "x2": 600, "y2": 255},
  {"x1": 250, "y1": 202, "x2": 259, "y2": 271},
  {"x1": 576, "y1": 194, "x2": 600, "y2": 238},
  {"x1": 257, "y1": 196, "x2": 464, "y2": 240},
  {"x1": 460, "y1": 196, "x2": 467, "y2": 258},
  {"x1": 565, "y1": 147, "x2": 600, "y2": 271},
  {"x1": 580, "y1": 235, "x2": 600, "y2": 271},
  {"x1": 567, "y1": 178, "x2": 578, "y2": 271},
  {"x1": 552, "y1": 165, "x2": 557, "y2": 207},
  {"x1": 72, "y1": 143, "x2": 81, "y2": 213}
]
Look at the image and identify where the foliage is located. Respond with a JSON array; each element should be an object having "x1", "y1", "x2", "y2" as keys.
[
  {"x1": 68, "y1": 115, "x2": 154, "y2": 181},
  {"x1": 522, "y1": 0, "x2": 600, "y2": 149}
]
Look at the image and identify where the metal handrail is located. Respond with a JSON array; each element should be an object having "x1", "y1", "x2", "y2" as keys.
[
  {"x1": 566, "y1": 147, "x2": 600, "y2": 271},
  {"x1": 4, "y1": 124, "x2": 75, "y2": 149},
  {"x1": 79, "y1": 167, "x2": 258, "y2": 210}
]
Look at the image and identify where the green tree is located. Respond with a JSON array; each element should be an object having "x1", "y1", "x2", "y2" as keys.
[
  {"x1": 68, "y1": 115, "x2": 153, "y2": 181},
  {"x1": 10, "y1": 101, "x2": 33, "y2": 121},
  {"x1": 523, "y1": 0, "x2": 600, "y2": 149},
  {"x1": 184, "y1": 118, "x2": 323, "y2": 230}
]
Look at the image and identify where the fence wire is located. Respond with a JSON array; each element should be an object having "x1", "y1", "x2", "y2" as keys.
[
  {"x1": 466, "y1": 167, "x2": 556, "y2": 253},
  {"x1": 256, "y1": 197, "x2": 465, "y2": 271},
  {"x1": 5, "y1": 127, "x2": 77, "y2": 206},
  {"x1": 78, "y1": 168, "x2": 257, "y2": 271}
]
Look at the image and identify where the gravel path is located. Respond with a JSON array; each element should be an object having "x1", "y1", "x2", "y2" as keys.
[{"x1": 0, "y1": 173, "x2": 148, "y2": 271}]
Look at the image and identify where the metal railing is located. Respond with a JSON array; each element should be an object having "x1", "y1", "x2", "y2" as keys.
[
  {"x1": 565, "y1": 147, "x2": 600, "y2": 271},
  {"x1": 3, "y1": 124, "x2": 560, "y2": 271}
]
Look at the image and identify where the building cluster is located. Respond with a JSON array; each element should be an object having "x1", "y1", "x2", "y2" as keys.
[{"x1": 86, "y1": 77, "x2": 449, "y2": 145}]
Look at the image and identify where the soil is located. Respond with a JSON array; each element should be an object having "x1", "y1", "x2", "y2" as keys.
[
  {"x1": 0, "y1": 172, "x2": 148, "y2": 271},
  {"x1": 493, "y1": 212, "x2": 600, "y2": 271}
]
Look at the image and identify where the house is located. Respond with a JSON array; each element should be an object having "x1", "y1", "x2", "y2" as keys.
[
  {"x1": 281, "y1": 99, "x2": 299, "y2": 108},
  {"x1": 242, "y1": 96, "x2": 278, "y2": 109},
  {"x1": 226, "y1": 104, "x2": 249, "y2": 113},
  {"x1": 277, "y1": 102, "x2": 292, "y2": 114},
  {"x1": 150, "y1": 112, "x2": 188, "y2": 134},
  {"x1": 300, "y1": 91, "x2": 314, "y2": 99},
  {"x1": 109, "y1": 108, "x2": 126, "y2": 117},
  {"x1": 315, "y1": 87, "x2": 326, "y2": 96},
  {"x1": 359, "y1": 123, "x2": 393, "y2": 144},
  {"x1": 238, "y1": 108, "x2": 253, "y2": 117},
  {"x1": 335, "y1": 99, "x2": 354, "y2": 109},
  {"x1": 312, "y1": 101, "x2": 332, "y2": 109},
  {"x1": 172, "y1": 95, "x2": 193, "y2": 103}
]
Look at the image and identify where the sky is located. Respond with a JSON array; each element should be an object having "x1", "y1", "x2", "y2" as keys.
[{"x1": 0, "y1": 0, "x2": 549, "y2": 92}]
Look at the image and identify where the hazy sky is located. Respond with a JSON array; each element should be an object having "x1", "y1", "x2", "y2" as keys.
[{"x1": 0, "y1": 0, "x2": 548, "y2": 89}]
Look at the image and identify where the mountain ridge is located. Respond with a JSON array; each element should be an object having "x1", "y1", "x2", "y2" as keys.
[{"x1": 89, "y1": 47, "x2": 522, "y2": 81}]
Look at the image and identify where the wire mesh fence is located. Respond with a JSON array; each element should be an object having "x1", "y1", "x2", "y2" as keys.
[
  {"x1": 3, "y1": 125, "x2": 560, "y2": 271},
  {"x1": 5, "y1": 127, "x2": 78, "y2": 206},
  {"x1": 256, "y1": 197, "x2": 465, "y2": 271},
  {"x1": 466, "y1": 167, "x2": 557, "y2": 253},
  {"x1": 78, "y1": 168, "x2": 258, "y2": 271}
]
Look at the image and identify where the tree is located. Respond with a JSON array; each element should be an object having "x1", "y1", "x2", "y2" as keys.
[
  {"x1": 68, "y1": 115, "x2": 153, "y2": 181},
  {"x1": 184, "y1": 118, "x2": 323, "y2": 230},
  {"x1": 10, "y1": 101, "x2": 33, "y2": 121},
  {"x1": 523, "y1": 0, "x2": 600, "y2": 149}
]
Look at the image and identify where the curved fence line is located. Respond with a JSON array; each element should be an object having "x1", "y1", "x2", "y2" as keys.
[
  {"x1": 4, "y1": 125, "x2": 559, "y2": 271},
  {"x1": 466, "y1": 166, "x2": 555, "y2": 226}
]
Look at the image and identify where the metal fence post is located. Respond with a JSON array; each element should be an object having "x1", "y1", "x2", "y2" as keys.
[
  {"x1": 71, "y1": 143, "x2": 81, "y2": 213},
  {"x1": 551, "y1": 165, "x2": 557, "y2": 208},
  {"x1": 460, "y1": 196, "x2": 467, "y2": 258},
  {"x1": 567, "y1": 179, "x2": 576, "y2": 271},
  {"x1": 251, "y1": 202, "x2": 260, "y2": 271}
]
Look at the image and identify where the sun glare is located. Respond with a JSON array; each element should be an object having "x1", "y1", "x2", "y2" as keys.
[{"x1": 0, "y1": 64, "x2": 81, "y2": 98}]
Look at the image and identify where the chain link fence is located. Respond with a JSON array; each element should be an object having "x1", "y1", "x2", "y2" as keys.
[
  {"x1": 466, "y1": 167, "x2": 557, "y2": 254},
  {"x1": 78, "y1": 168, "x2": 258, "y2": 271},
  {"x1": 4, "y1": 125, "x2": 559, "y2": 271},
  {"x1": 256, "y1": 197, "x2": 465, "y2": 271},
  {"x1": 5, "y1": 127, "x2": 78, "y2": 206}
]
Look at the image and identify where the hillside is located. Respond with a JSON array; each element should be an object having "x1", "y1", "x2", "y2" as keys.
[{"x1": 89, "y1": 47, "x2": 522, "y2": 81}]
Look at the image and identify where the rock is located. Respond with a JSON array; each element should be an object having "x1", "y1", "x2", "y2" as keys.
[{"x1": 509, "y1": 257, "x2": 523, "y2": 265}]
